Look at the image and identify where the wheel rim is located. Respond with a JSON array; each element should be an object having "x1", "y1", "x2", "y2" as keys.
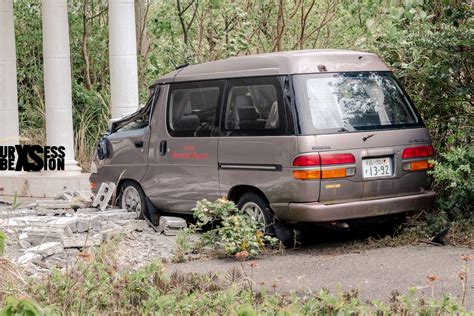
[
  {"x1": 241, "y1": 201, "x2": 266, "y2": 226},
  {"x1": 122, "y1": 186, "x2": 141, "y2": 216}
]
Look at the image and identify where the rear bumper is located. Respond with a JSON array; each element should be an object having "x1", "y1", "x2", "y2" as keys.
[{"x1": 273, "y1": 190, "x2": 436, "y2": 222}]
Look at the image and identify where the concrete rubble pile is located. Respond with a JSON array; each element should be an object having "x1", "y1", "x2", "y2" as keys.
[{"x1": 0, "y1": 188, "x2": 187, "y2": 276}]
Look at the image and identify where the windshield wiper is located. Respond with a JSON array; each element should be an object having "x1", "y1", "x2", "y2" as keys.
[{"x1": 337, "y1": 127, "x2": 349, "y2": 132}]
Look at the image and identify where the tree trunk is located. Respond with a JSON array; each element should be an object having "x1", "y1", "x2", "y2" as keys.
[
  {"x1": 82, "y1": 0, "x2": 92, "y2": 90},
  {"x1": 135, "y1": 0, "x2": 150, "y2": 57}
]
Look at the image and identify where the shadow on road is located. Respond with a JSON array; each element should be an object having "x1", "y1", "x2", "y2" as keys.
[{"x1": 293, "y1": 215, "x2": 406, "y2": 250}]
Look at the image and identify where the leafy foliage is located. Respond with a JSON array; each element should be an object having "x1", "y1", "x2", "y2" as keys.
[
  {"x1": 0, "y1": 296, "x2": 45, "y2": 316},
  {"x1": 192, "y1": 198, "x2": 277, "y2": 256},
  {"x1": 430, "y1": 146, "x2": 474, "y2": 219},
  {"x1": 13, "y1": 0, "x2": 472, "y2": 172}
]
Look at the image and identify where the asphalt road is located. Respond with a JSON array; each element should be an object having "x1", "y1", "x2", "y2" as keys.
[{"x1": 168, "y1": 245, "x2": 473, "y2": 309}]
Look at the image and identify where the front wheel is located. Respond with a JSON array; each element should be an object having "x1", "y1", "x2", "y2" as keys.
[{"x1": 119, "y1": 180, "x2": 147, "y2": 219}]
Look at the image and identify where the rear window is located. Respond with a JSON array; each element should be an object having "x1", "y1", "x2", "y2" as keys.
[{"x1": 293, "y1": 72, "x2": 421, "y2": 134}]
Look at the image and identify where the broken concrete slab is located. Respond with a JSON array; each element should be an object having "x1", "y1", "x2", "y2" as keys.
[
  {"x1": 95, "y1": 209, "x2": 138, "y2": 221},
  {"x1": 21, "y1": 225, "x2": 74, "y2": 246},
  {"x1": 76, "y1": 216, "x2": 101, "y2": 233},
  {"x1": 35, "y1": 208, "x2": 75, "y2": 216},
  {"x1": 1, "y1": 216, "x2": 57, "y2": 227},
  {"x1": 73, "y1": 190, "x2": 94, "y2": 203},
  {"x1": 36, "y1": 199, "x2": 73, "y2": 207},
  {"x1": 75, "y1": 207, "x2": 100, "y2": 214},
  {"x1": 157, "y1": 216, "x2": 187, "y2": 236},
  {"x1": 110, "y1": 219, "x2": 147, "y2": 232},
  {"x1": 17, "y1": 252, "x2": 42, "y2": 265},
  {"x1": 55, "y1": 188, "x2": 74, "y2": 200},
  {"x1": 0, "y1": 209, "x2": 36, "y2": 219},
  {"x1": 19, "y1": 239, "x2": 32, "y2": 249},
  {"x1": 62, "y1": 235, "x2": 102, "y2": 248},
  {"x1": 25, "y1": 242, "x2": 64, "y2": 257},
  {"x1": 47, "y1": 217, "x2": 79, "y2": 232}
]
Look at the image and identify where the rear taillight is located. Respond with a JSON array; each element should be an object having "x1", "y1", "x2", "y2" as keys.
[
  {"x1": 293, "y1": 170, "x2": 321, "y2": 180},
  {"x1": 402, "y1": 145, "x2": 434, "y2": 172},
  {"x1": 90, "y1": 182, "x2": 97, "y2": 191},
  {"x1": 403, "y1": 160, "x2": 433, "y2": 171},
  {"x1": 293, "y1": 153, "x2": 356, "y2": 180},
  {"x1": 402, "y1": 145, "x2": 433, "y2": 159},
  {"x1": 293, "y1": 154, "x2": 320, "y2": 166},
  {"x1": 320, "y1": 153, "x2": 356, "y2": 165}
]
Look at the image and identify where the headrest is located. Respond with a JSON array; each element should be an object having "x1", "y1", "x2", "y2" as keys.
[
  {"x1": 234, "y1": 95, "x2": 258, "y2": 121},
  {"x1": 234, "y1": 95, "x2": 253, "y2": 109},
  {"x1": 174, "y1": 114, "x2": 200, "y2": 131},
  {"x1": 237, "y1": 108, "x2": 258, "y2": 121}
]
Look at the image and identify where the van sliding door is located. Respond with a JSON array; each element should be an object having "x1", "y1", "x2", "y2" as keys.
[
  {"x1": 143, "y1": 81, "x2": 225, "y2": 213},
  {"x1": 218, "y1": 76, "x2": 302, "y2": 218}
]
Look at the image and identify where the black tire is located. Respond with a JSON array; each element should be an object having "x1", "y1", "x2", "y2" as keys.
[
  {"x1": 119, "y1": 180, "x2": 147, "y2": 219},
  {"x1": 237, "y1": 192, "x2": 276, "y2": 235}
]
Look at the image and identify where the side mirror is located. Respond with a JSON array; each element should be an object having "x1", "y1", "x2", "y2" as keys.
[{"x1": 97, "y1": 137, "x2": 110, "y2": 160}]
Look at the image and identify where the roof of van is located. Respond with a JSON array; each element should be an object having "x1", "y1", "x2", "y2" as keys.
[{"x1": 153, "y1": 49, "x2": 391, "y2": 84}]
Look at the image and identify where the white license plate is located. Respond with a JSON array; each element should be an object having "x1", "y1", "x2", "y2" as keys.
[{"x1": 362, "y1": 157, "x2": 392, "y2": 178}]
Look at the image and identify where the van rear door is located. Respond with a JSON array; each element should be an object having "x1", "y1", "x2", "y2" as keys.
[
  {"x1": 296, "y1": 128, "x2": 432, "y2": 204},
  {"x1": 293, "y1": 72, "x2": 433, "y2": 204}
]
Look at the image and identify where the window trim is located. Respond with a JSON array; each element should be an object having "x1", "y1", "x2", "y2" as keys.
[
  {"x1": 166, "y1": 80, "x2": 225, "y2": 137},
  {"x1": 292, "y1": 72, "x2": 425, "y2": 135},
  {"x1": 220, "y1": 76, "x2": 292, "y2": 137}
]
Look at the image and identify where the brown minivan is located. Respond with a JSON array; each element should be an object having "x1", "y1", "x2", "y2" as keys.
[{"x1": 90, "y1": 49, "x2": 435, "y2": 232}]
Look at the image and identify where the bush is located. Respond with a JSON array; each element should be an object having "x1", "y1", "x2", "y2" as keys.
[
  {"x1": 192, "y1": 198, "x2": 278, "y2": 257},
  {"x1": 0, "y1": 296, "x2": 46, "y2": 316},
  {"x1": 430, "y1": 146, "x2": 474, "y2": 220}
]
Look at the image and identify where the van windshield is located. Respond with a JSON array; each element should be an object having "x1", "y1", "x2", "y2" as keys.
[{"x1": 293, "y1": 72, "x2": 421, "y2": 134}]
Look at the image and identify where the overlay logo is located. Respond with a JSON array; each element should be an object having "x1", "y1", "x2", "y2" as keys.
[{"x1": 0, "y1": 145, "x2": 66, "y2": 171}]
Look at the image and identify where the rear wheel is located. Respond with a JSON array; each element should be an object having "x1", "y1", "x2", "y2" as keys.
[
  {"x1": 237, "y1": 193, "x2": 275, "y2": 234},
  {"x1": 119, "y1": 180, "x2": 147, "y2": 219}
]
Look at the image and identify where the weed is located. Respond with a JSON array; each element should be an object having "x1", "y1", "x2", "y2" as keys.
[
  {"x1": 1, "y1": 242, "x2": 470, "y2": 314},
  {"x1": 192, "y1": 198, "x2": 278, "y2": 257},
  {"x1": 0, "y1": 232, "x2": 5, "y2": 256},
  {"x1": 173, "y1": 229, "x2": 192, "y2": 263},
  {"x1": 459, "y1": 254, "x2": 472, "y2": 306}
]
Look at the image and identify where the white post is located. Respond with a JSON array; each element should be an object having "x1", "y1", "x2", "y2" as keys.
[
  {"x1": 42, "y1": 0, "x2": 81, "y2": 173},
  {"x1": 0, "y1": 0, "x2": 20, "y2": 146},
  {"x1": 109, "y1": 0, "x2": 139, "y2": 119}
]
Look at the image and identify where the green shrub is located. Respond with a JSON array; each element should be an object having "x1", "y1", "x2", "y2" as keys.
[
  {"x1": 430, "y1": 146, "x2": 474, "y2": 220},
  {"x1": 0, "y1": 296, "x2": 46, "y2": 316},
  {"x1": 192, "y1": 198, "x2": 278, "y2": 257}
]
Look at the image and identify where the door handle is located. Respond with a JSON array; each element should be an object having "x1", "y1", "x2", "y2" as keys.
[
  {"x1": 159, "y1": 140, "x2": 167, "y2": 156},
  {"x1": 134, "y1": 141, "x2": 144, "y2": 148}
]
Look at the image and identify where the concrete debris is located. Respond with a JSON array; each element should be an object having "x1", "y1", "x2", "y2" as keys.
[
  {"x1": 62, "y1": 235, "x2": 102, "y2": 248},
  {"x1": 1, "y1": 188, "x2": 188, "y2": 276},
  {"x1": 17, "y1": 252, "x2": 42, "y2": 265},
  {"x1": 35, "y1": 208, "x2": 75, "y2": 216},
  {"x1": 157, "y1": 216, "x2": 187, "y2": 236},
  {"x1": 25, "y1": 242, "x2": 64, "y2": 257},
  {"x1": 92, "y1": 182, "x2": 116, "y2": 211}
]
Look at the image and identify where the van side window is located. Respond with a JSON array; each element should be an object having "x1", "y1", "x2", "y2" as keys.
[
  {"x1": 223, "y1": 77, "x2": 288, "y2": 136},
  {"x1": 167, "y1": 80, "x2": 224, "y2": 137}
]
